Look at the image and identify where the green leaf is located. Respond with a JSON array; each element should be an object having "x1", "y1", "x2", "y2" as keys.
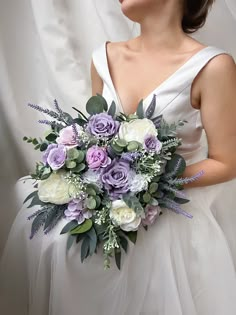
[
  {"x1": 119, "y1": 236, "x2": 128, "y2": 253},
  {"x1": 107, "y1": 101, "x2": 116, "y2": 117},
  {"x1": 67, "y1": 148, "x2": 80, "y2": 160},
  {"x1": 76, "y1": 151, "x2": 85, "y2": 164},
  {"x1": 174, "y1": 197, "x2": 190, "y2": 204},
  {"x1": 126, "y1": 231, "x2": 137, "y2": 244},
  {"x1": 143, "y1": 192, "x2": 151, "y2": 203},
  {"x1": 72, "y1": 163, "x2": 86, "y2": 173},
  {"x1": 149, "y1": 182, "x2": 159, "y2": 194},
  {"x1": 23, "y1": 190, "x2": 38, "y2": 204},
  {"x1": 123, "y1": 194, "x2": 144, "y2": 216},
  {"x1": 45, "y1": 133, "x2": 57, "y2": 142},
  {"x1": 95, "y1": 195, "x2": 101, "y2": 208},
  {"x1": 81, "y1": 237, "x2": 90, "y2": 262},
  {"x1": 96, "y1": 93, "x2": 108, "y2": 111},
  {"x1": 32, "y1": 138, "x2": 38, "y2": 145},
  {"x1": 73, "y1": 118, "x2": 87, "y2": 127},
  {"x1": 41, "y1": 167, "x2": 51, "y2": 180},
  {"x1": 136, "y1": 99, "x2": 144, "y2": 118},
  {"x1": 115, "y1": 248, "x2": 121, "y2": 270},
  {"x1": 87, "y1": 227, "x2": 97, "y2": 256},
  {"x1": 127, "y1": 141, "x2": 140, "y2": 152},
  {"x1": 60, "y1": 220, "x2": 78, "y2": 235},
  {"x1": 67, "y1": 234, "x2": 75, "y2": 251},
  {"x1": 76, "y1": 233, "x2": 85, "y2": 243},
  {"x1": 27, "y1": 194, "x2": 45, "y2": 208},
  {"x1": 40, "y1": 142, "x2": 48, "y2": 152},
  {"x1": 86, "y1": 187, "x2": 97, "y2": 196},
  {"x1": 66, "y1": 160, "x2": 77, "y2": 169},
  {"x1": 86, "y1": 96, "x2": 104, "y2": 115},
  {"x1": 166, "y1": 154, "x2": 186, "y2": 176},
  {"x1": 70, "y1": 219, "x2": 93, "y2": 235},
  {"x1": 111, "y1": 142, "x2": 124, "y2": 153},
  {"x1": 86, "y1": 197, "x2": 97, "y2": 210},
  {"x1": 116, "y1": 139, "x2": 127, "y2": 148},
  {"x1": 145, "y1": 94, "x2": 156, "y2": 119}
]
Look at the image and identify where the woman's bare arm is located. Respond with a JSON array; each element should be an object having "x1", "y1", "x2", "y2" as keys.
[
  {"x1": 90, "y1": 60, "x2": 103, "y2": 96},
  {"x1": 183, "y1": 54, "x2": 236, "y2": 187}
]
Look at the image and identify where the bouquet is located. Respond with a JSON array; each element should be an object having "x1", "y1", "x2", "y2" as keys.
[{"x1": 23, "y1": 94, "x2": 202, "y2": 269}]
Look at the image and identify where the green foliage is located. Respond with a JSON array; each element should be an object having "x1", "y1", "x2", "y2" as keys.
[
  {"x1": 107, "y1": 101, "x2": 116, "y2": 117},
  {"x1": 145, "y1": 94, "x2": 156, "y2": 119},
  {"x1": 123, "y1": 194, "x2": 144, "y2": 216},
  {"x1": 136, "y1": 99, "x2": 144, "y2": 118},
  {"x1": 70, "y1": 219, "x2": 93, "y2": 235},
  {"x1": 86, "y1": 95, "x2": 108, "y2": 115},
  {"x1": 60, "y1": 220, "x2": 78, "y2": 235},
  {"x1": 127, "y1": 141, "x2": 140, "y2": 152}
]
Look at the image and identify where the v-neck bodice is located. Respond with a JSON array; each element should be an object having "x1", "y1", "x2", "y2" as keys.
[{"x1": 92, "y1": 41, "x2": 229, "y2": 164}]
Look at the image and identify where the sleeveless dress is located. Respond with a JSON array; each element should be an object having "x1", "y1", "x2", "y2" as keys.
[{"x1": 1, "y1": 41, "x2": 236, "y2": 315}]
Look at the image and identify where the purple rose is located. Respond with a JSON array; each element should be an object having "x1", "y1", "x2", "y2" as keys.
[
  {"x1": 142, "y1": 205, "x2": 161, "y2": 226},
  {"x1": 86, "y1": 113, "x2": 120, "y2": 138},
  {"x1": 144, "y1": 134, "x2": 162, "y2": 153},
  {"x1": 47, "y1": 145, "x2": 66, "y2": 170},
  {"x1": 42, "y1": 143, "x2": 58, "y2": 165},
  {"x1": 101, "y1": 159, "x2": 131, "y2": 199},
  {"x1": 64, "y1": 198, "x2": 92, "y2": 224},
  {"x1": 86, "y1": 146, "x2": 111, "y2": 170}
]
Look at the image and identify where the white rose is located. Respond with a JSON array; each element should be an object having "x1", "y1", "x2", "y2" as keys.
[
  {"x1": 110, "y1": 200, "x2": 141, "y2": 232},
  {"x1": 38, "y1": 171, "x2": 75, "y2": 205},
  {"x1": 119, "y1": 118, "x2": 157, "y2": 144}
]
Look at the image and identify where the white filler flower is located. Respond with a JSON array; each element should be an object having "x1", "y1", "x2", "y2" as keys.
[
  {"x1": 119, "y1": 118, "x2": 157, "y2": 144},
  {"x1": 110, "y1": 200, "x2": 141, "y2": 232}
]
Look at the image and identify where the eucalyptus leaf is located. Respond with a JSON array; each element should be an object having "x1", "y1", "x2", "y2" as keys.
[
  {"x1": 86, "y1": 197, "x2": 97, "y2": 210},
  {"x1": 96, "y1": 93, "x2": 108, "y2": 111},
  {"x1": 72, "y1": 163, "x2": 86, "y2": 173},
  {"x1": 87, "y1": 227, "x2": 97, "y2": 256},
  {"x1": 73, "y1": 117, "x2": 87, "y2": 127},
  {"x1": 40, "y1": 142, "x2": 48, "y2": 152},
  {"x1": 27, "y1": 195, "x2": 45, "y2": 208},
  {"x1": 116, "y1": 139, "x2": 127, "y2": 148},
  {"x1": 76, "y1": 151, "x2": 85, "y2": 164},
  {"x1": 119, "y1": 236, "x2": 128, "y2": 253},
  {"x1": 143, "y1": 192, "x2": 151, "y2": 203},
  {"x1": 67, "y1": 148, "x2": 80, "y2": 160},
  {"x1": 149, "y1": 182, "x2": 159, "y2": 194},
  {"x1": 127, "y1": 141, "x2": 139, "y2": 152},
  {"x1": 86, "y1": 187, "x2": 96, "y2": 196},
  {"x1": 66, "y1": 160, "x2": 77, "y2": 169},
  {"x1": 45, "y1": 133, "x2": 57, "y2": 142},
  {"x1": 111, "y1": 142, "x2": 124, "y2": 153},
  {"x1": 86, "y1": 96, "x2": 104, "y2": 115}
]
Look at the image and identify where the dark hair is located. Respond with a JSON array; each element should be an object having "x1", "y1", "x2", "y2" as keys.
[{"x1": 182, "y1": 0, "x2": 215, "y2": 34}]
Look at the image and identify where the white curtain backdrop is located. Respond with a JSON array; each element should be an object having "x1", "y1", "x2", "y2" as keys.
[{"x1": 0, "y1": 0, "x2": 235, "y2": 256}]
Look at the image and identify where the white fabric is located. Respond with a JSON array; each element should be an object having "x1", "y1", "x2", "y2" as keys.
[{"x1": 1, "y1": 41, "x2": 236, "y2": 314}]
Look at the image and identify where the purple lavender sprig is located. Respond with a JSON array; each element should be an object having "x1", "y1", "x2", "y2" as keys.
[
  {"x1": 168, "y1": 170, "x2": 204, "y2": 185},
  {"x1": 162, "y1": 198, "x2": 193, "y2": 218},
  {"x1": 38, "y1": 119, "x2": 65, "y2": 129},
  {"x1": 162, "y1": 184, "x2": 187, "y2": 199},
  {"x1": 54, "y1": 99, "x2": 64, "y2": 116},
  {"x1": 164, "y1": 157, "x2": 183, "y2": 179}
]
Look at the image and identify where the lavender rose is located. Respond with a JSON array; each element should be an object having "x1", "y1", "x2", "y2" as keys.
[
  {"x1": 86, "y1": 113, "x2": 120, "y2": 138},
  {"x1": 56, "y1": 124, "x2": 83, "y2": 148},
  {"x1": 47, "y1": 145, "x2": 66, "y2": 170},
  {"x1": 101, "y1": 159, "x2": 131, "y2": 199},
  {"x1": 64, "y1": 198, "x2": 92, "y2": 224},
  {"x1": 144, "y1": 134, "x2": 162, "y2": 153},
  {"x1": 86, "y1": 146, "x2": 111, "y2": 170},
  {"x1": 42, "y1": 143, "x2": 58, "y2": 165},
  {"x1": 142, "y1": 204, "x2": 161, "y2": 226}
]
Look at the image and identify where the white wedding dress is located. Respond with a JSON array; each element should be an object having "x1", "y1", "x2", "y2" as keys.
[{"x1": 1, "y1": 41, "x2": 236, "y2": 315}]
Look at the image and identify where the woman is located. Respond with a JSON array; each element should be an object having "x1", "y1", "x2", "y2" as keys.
[{"x1": 1, "y1": 0, "x2": 236, "y2": 314}]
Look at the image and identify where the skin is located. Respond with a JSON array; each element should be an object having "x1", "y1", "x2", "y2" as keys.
[{"x1": 91, "y1": 0, "x2": 236, "y2": 187}]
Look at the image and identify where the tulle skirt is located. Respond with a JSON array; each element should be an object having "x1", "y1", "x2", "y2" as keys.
[{"x1": 1, "y1": 150, "x2": 236, "y2": 315}]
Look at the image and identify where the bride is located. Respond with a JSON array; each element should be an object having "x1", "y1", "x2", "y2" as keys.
[{"x1": 1, "y1": 0, "x2": 236, "y2": 314}]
